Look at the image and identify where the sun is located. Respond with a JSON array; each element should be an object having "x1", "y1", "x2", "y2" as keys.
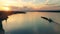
[
  {"x1": 0, "y1": 6, "x2": 11, "y2": 11},
  {"x1": 0, "y1": 0, "x2": 50, "y2": 11},
  {"x1": 3, "y1": 7, "x2": 10, "y2": 11}
]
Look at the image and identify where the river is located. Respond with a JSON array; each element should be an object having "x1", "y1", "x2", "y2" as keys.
[{"x1": 2, "y1": 12, "x2": 60, "y2": 34}]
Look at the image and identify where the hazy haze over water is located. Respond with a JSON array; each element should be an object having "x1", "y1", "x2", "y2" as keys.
[{"x1": 2, "y1": 12, "x2": 60, "y2": 34}]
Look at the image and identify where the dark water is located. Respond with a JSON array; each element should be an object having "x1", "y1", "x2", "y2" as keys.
[{"x1": 4, "y1": 12, "x2": 60, "y2": 34}]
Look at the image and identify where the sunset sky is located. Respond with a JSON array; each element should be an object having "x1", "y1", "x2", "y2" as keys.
[
  {"x1": 0, "y1": 0, "x2": 60, "y2": 34},
  {"x1": 0, "y1": 0, "x2": 60, "y2": 10}
]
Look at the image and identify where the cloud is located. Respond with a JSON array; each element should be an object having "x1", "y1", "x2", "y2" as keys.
[
  {"x1": 40, "y1": 5, "x2": 60, "y2": 10},
  {"x1": 0, "y1": 0, "x2": 60, "y2": 10}
]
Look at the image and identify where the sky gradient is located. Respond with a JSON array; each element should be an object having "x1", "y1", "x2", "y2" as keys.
[{"x1": 0, "y1": 0, "x2": 60, "y2": 10}]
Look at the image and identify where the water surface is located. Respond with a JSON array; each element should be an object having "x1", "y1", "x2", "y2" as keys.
[{"x1": 3, "y1": 12, "x2": 60, "y2": 34}]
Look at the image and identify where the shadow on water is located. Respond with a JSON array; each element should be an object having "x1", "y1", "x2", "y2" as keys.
[
  {"x1": 1, "y1": 11, "x2": 60, "y2": 34},
  {"x1": 0, "y1": 19, "x2": 5, "y2": 34},
  {"x1": 0, "y1": 11, "x2": 26, "y2": 34},
  {"x1": 6, "y1": 25, "x2": 59, "y2": 34},
  {"x1": 5, "y1": 12, "x2": 60, "y2": 34}
]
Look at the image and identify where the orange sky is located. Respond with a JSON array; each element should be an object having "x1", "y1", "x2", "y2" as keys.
[{"x1": 0, "y1": 0, "x2": 60, "y2": 11}]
